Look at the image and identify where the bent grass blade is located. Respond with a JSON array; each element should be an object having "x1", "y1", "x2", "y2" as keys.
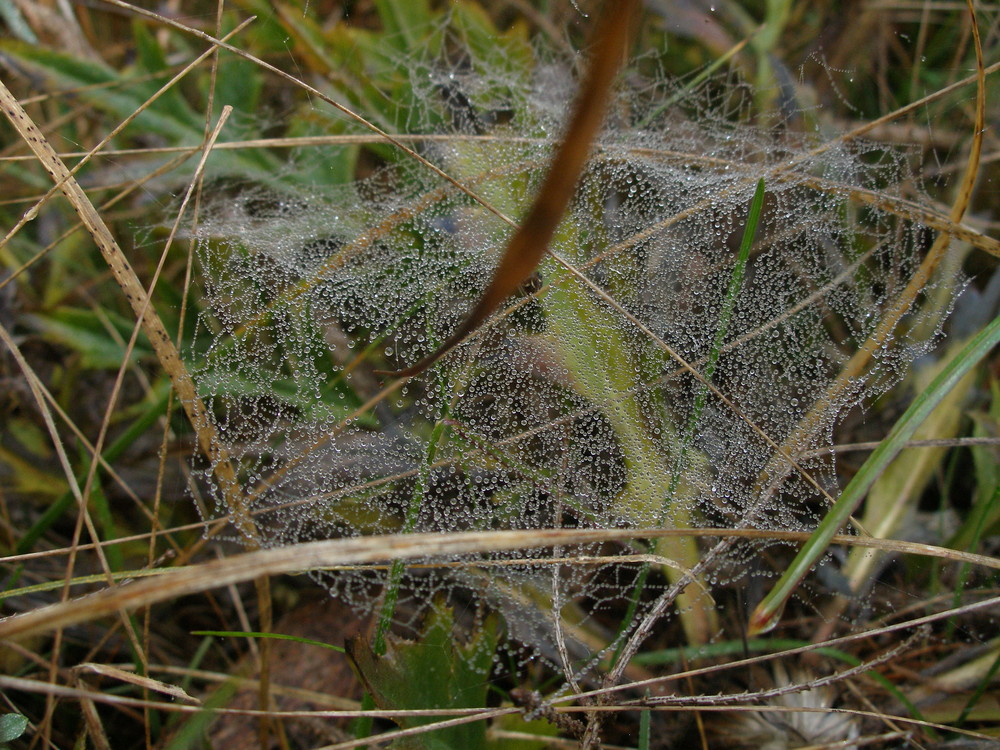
[{"x1": 749, "y1": 312, "x2": 1000, "y2": 636}]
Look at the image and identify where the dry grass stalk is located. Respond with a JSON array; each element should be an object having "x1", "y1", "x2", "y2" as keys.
[
  {"x1": 0, "y1": 77, "x2": 258, "y2": 543},
  {"x1": 0, "y1": 526, "x2": 997, "y2": 641}
]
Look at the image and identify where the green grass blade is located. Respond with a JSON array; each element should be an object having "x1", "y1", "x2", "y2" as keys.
[
  {"x1": 0, "y1": 386, "x2": 171, "y2": 603},
  {"x1": 667, "y1": 177, "x2": 765, "y2": 499},
  {"x1": 373, "y1": 373, "x2": 453, "y2": 656},
  {"x1": 190, "y1": 630, "x2": 345, "y2": 653},
  {"x1": 2, "y1": 567, "x2": 173, "y2": 599},
  {"x1": 9, "y1": 385, "x2": 170, "y2": 558},
  {"x1": 638, "y1": 693, "x2": 651, "y2": 750},
  {"x1": 162, "y1": 672, "x2": 242, "y2": 750},
  {"x1": 956, "y1": 645, "x2": 1000, "y2": 727},
  {"x1": 749, "y1": 312, "x2": 1000, "y2": 635},
  {"x1": 706, "y1": 178, "x2": 766, "y2": 381}
]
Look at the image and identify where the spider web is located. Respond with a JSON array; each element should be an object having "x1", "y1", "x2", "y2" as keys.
[{"x1": 187, "y1": 29, "x2": 947, "y2": 680}]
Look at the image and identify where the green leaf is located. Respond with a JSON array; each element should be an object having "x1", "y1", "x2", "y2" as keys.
[
  {"x1": 0, "y1": 713, "x2": 28, "y2": 743},
  {"x1": 211, "y1": 41, "x2": 261, "y2": 114},
  {"x1": 0, "y1": 39, "x2": 284, "y2": 184},
  {"x1": 373, "y1": 0, "x2": 434, "y2": 53},
  {"x1": 132, "y1": 19, "x2": 171, "y2": 73},
  {"x1": 1, "y1": 40, "x2": 199, "y2": 144},
  {"x1": 9, "y1": 384, "x2": 171, "y2": 560},
  {"x1": 449, "y1": 2, "x2": 533, "y2": 83},
  {"x1": 25, "y1": 307, "x2": 153, "y2": 370},
  {"x1": 348, "y1": 605, "x2": 498, "y2": 750},
  {"x1": 6, "y1": 418, "x2": 52, "y2": 461},
  {"x1": 0, "y1": 0, "x2": 37, "y2": 44},
  {"x1": 0, "y1": 444, "x2": 67, "y2": 499},
  {"x1": 162, "y1": 666, "x2": 242, "y2": 750}
]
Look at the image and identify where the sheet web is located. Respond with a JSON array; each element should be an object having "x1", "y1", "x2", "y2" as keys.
[{"x1": 188, "y1": 40, "x2": 943, "y2": 679}]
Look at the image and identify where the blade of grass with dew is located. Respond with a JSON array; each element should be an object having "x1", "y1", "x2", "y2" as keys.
[
  {"x1": 749, "y1": 312, "x2": 1000, "y2": 635},
  {"x1": 610, "y1": 179, "x2": 765, "y2": 653}
]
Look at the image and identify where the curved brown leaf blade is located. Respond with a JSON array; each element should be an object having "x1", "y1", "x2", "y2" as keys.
[{"x1": 377, "y1": 0, "x2": 638, "y2": 378}]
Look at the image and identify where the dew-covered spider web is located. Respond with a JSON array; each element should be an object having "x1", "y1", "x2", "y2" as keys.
[{"x1": 187, "y1": 28, "x2": 948, "y2": 682}]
